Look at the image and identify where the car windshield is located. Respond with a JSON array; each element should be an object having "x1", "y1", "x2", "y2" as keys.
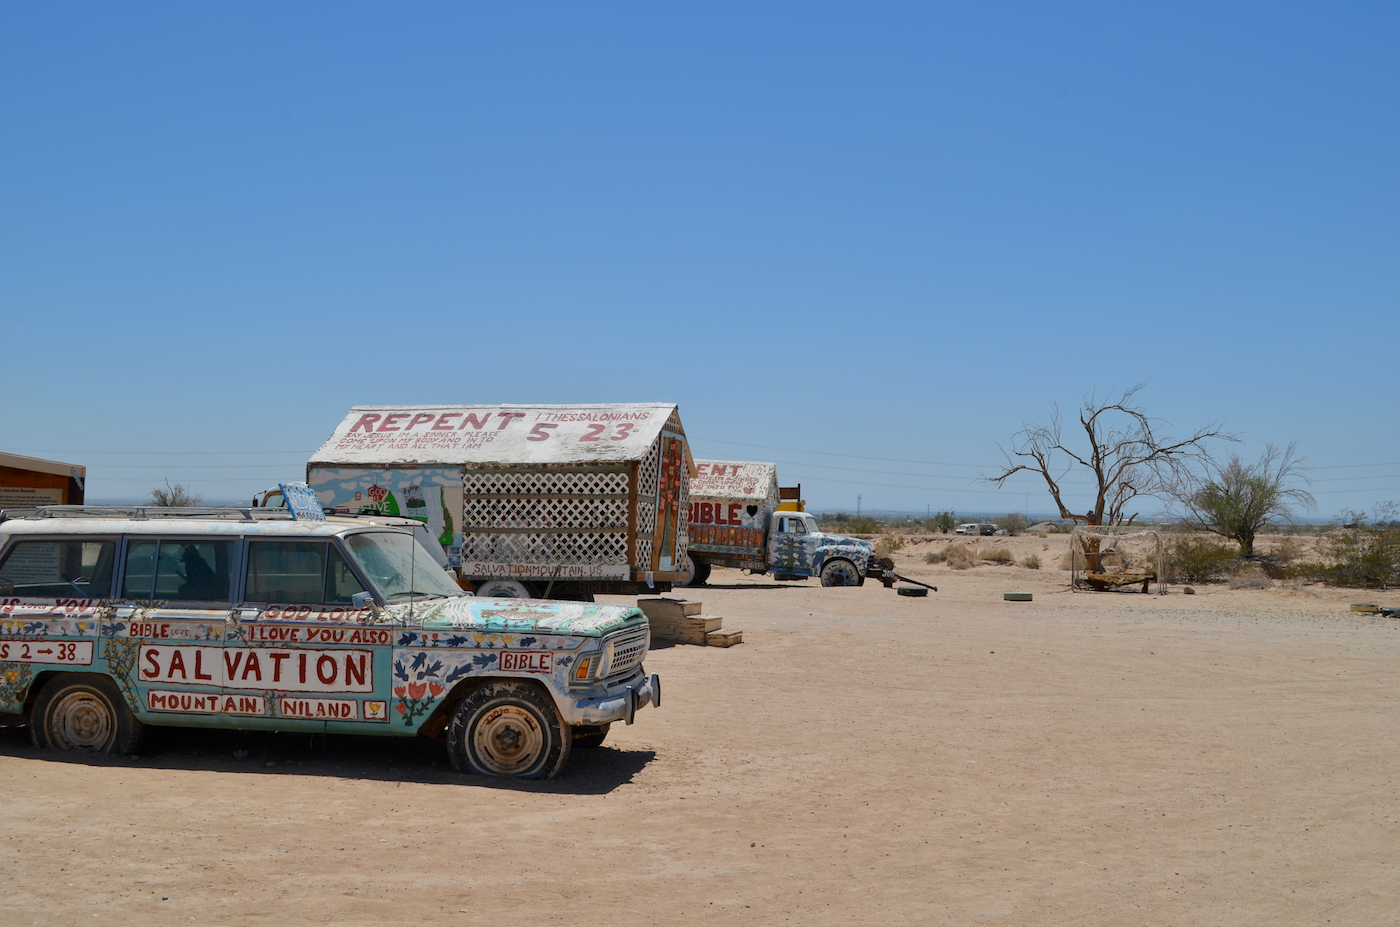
[{"x1": 344, "y1": 531, "x2": 463, "y2": 602}]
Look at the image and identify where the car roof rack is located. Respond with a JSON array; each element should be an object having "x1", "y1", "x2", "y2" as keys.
[{"x1": 16, "y1": 505, "x2": 298, "y2": 522}]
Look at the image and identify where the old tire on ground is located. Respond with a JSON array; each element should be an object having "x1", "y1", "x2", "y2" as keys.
[
  {"x1": 447, "y1": 680, "x2": 571, "y2": 779},
  {"x1": 473, "y1": 579, "x2": 533, "y2": 599},
  {"x1": 820, "y1": 558, "x2": 861, "y2": 587},
  {"x1": 31, "y1": 674, "x2": 144, "y2": 754},
  {"x1": 675, "y1": 555, "x2": 710, "y2": 588},
  {"x1": 572, "y1": 722, "x2": 611, "y2": 749}
]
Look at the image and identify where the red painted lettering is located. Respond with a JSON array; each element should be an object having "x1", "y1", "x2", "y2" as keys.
[
  {"x1": 194, "y1": 650, "x2": 213, "y2": 681},
  {"x1": 345, "y1": 654, "x2": 367, "y2": 687},
  {"x1": 432, "y1": 413, "x2": 460, "y2": 431},
  {"x1": 349, "y1": 413, "x2": 380, "y2": 433},
  {"x1": 271, "y1": 652, "x2": 288, "y2": 682},
  {"x1": 166, "y1": 650, "x2": 187, "y2": 680},
  {"x1": 143, "y1": 649, "x2": 161, "y2": 678},
  {"x1": 458, "y1": 412, "x2": 491, "y2": 430},
  {"x1": 316, "y1": 655, "x2": 337, "y2": 685},
  {"x1": 299, "y1": 653, "x2": 308, "y2": 684},
  {"x1": 378, "y1": 413, "x2": 408, "y2": 432},
  {"x1": 729, "y1": 503, "x2": 742, "y2": 526},
  {"x1": 527, "y1": 423, "x2": 557, "y2": 441},
  {"x1": 242, "y1": 652, "x2": 263, "y2": 682},
  {"x1": 496, "y1": 412, "x2": 526, "y2": 430},
  {"x1": 405, "y1": 413, "x2": 435, "y2": 431}
]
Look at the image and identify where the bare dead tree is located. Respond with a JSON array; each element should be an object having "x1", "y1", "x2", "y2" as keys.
[{"x1": 988, "y1": 385, "x2": 1232, "y2": 571}]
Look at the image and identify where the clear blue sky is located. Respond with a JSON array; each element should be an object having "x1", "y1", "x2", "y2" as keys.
[{"x1": 3, "y1": 3, "x2": 1397, "y2": 518}]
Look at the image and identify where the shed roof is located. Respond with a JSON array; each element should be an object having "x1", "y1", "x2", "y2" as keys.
[
  {"x1": 310, "y1": 404, "x2": 693, "y2": 471},
  {"x1": 689, "y1": 460, "x2": 779, "y2": 502},
  {"x1": 0, "y1": 452, "x2": 85, "y2": 479}
]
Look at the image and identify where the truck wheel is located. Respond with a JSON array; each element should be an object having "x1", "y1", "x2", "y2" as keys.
[
  {"x1": 31, "y1": 674, "x2": 144, "y2": 754},
  {"x1": 474, "y1": 579, "x2": 533, "y2": 599},
  {"x1": 820, "y1": 559, "x2": 861, "y2": 587},
  {"x1": 675, "y1": 555, "x2": 710, "y2": 587},
  {"x1": 572, "y1": 723, "x2": 611, "y2": 749},
  {"x1": 447, "y1": 681, "x2": 571, "y2": 779}
]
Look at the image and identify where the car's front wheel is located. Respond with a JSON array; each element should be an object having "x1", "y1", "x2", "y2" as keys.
[
  {"x1": 32, "y1": 674, "x2": 144, "y2": 754},
  {"x1": 819, "y1": 558, "x2": 862, "y2": 587},
  {"x1": 447, "y1": 681, "x2": 571, "y2": 779}
]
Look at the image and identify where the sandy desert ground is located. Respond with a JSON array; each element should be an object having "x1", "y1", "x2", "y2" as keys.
[{"x1": 2, "y1": 533, "x2": 1397, "y2": 926}]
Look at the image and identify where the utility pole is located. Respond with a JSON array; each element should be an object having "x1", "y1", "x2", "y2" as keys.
[{"x1": 857, "y1": 494, "x2": 862, "y2": 516}]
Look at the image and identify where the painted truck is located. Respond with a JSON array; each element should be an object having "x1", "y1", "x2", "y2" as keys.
[
  {"x1": 0, "y1": 508, "x2": 658, "y2": 779},
  {"x1": 307, "y1": 404, "x2": 695, "y2": 600},
  {"x1": 681, "y1": 460, "x2": 875, "y2": 587}
]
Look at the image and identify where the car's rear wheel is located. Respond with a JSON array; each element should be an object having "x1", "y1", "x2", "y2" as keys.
[
  {"x1": 675, "y1": 554, "x2": 710, "y2": 587},
  {"x1": 32, "y1": 674, "x2": 144, "y2": 754},
  {"x1": 447, "y1": 681, "x2": 571, "y2": 779},
  {"x1": 820, "y1": 559, "x2": 861, "y2": 587}
]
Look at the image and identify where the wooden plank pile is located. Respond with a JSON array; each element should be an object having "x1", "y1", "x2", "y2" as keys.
[{"x1": 637, "y1": 598, "x2": 743, "y2": 647}]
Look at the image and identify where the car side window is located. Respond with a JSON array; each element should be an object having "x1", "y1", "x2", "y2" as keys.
[
  {"x1": 121, "y1": 539, "x2": 233, "y2": 602},
  {"x1": 242, "y1": 540, "x2": 367, "y2": 605},
  {"x1": 244, "y1": 541, "x2": 327, "y2": 605},
  {"x1": 0, "y1": 539, "x2": 116, "y2": 597},
  {"x1": 325, "y1": 545, "x2": 367, "y2": 604}
]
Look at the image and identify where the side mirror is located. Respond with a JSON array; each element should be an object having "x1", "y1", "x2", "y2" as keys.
[{"x1": 351, "y1": 591, "x2": 376, "y2": 610}]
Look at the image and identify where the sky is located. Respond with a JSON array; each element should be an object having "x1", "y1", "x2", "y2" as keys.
[{"x1": 2, "y1": 3, "x2": 1397, "y2": 519}]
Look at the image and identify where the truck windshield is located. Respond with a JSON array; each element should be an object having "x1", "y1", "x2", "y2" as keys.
[{"x1": 344, "y1": 531, "x2": 463, "y2": 602}]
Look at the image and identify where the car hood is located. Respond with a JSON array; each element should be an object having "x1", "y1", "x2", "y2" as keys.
[
  {"x1": 390, "y1": 597, "x2": 646, "y2": 638},
  {"x1": 814, "y1": 532, "x2": 875, "y2": 553}
]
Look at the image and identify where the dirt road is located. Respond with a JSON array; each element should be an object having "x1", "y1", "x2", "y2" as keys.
[{"x1": 3, "y1": 546, "x2": 1397, "y2": 925}]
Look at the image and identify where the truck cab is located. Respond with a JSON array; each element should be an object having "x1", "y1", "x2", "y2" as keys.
[{"x1": 767, "y1": 510, "x2": 871, "y2": 586}]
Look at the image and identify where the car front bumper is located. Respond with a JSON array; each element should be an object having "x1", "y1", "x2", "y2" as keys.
[{"x1": 564, "y1": 672, "x2": 660, "y2": 726}]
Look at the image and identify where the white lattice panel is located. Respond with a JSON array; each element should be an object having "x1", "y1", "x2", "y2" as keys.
[
  {"x1": 464, "y1": 496, "x2": 629, "y2": 530},
  {"x1": 636, "y1": 538, "x2": 653, "y2": 570},
  {"x1": 461, "y1": 532, "x2": 629, "y2": 565},
  {"x1": 636, "y1": 442, "x2": 660, "y2": 535}
]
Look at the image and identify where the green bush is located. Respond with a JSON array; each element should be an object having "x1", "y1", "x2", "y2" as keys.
[
  {"x1": 875, "y1": 534, "x2": 905, "y2": 559},
  {"x1": 1166, "y1": 536, "x2": 1242, "y2": 584},
  {"x1": 1291, "y1": 516, "x2": 1400, "y2": 588},
  {"x1": 983, "y1": 548, "x2": 1014, "y2": 564},
  {"x1": 1023, "y1": 553, "x2": 1042, "y2": 570},
  {"x1": 927, "y1": 511, "x2": 957, "y2": 534}
]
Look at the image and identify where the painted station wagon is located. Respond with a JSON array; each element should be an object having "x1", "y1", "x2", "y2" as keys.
[{"x1": 0, "y1": 507, "x2": 659, "y2": 779}]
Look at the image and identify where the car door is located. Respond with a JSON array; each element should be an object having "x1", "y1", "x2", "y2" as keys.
[
  {"x1": 235, "y1": 537, "x2": 392, "y2": 732},
  {"x1": 119, "y1": 535, "x2": 238, "y2": 724}
]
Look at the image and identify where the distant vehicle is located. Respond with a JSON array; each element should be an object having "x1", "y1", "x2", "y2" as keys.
[
  {"x1": 955, "y1": 523, "x2": 979, "y2": 535},
  {"x1": 679, "y1": 461, "x2": 875, "y2": 587}
]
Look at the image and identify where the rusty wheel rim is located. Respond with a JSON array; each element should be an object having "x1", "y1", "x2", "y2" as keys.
[
  {"x1": 48, "y1": 689, "x2": 116, "y2": 751},
  {"x1": 473, "y1": 703, "x2": 545, "y2": 776}
]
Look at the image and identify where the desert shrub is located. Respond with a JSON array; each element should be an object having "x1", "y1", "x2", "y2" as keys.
[
  {"x1": 1290, "y1": 513, "x2": 1400, "y2": 588},
  {"x1": 821, "y1": 513, "x2": 881, "y2": 534},
  {"x1": 927, "y1": 511, "x2": 957, "y2": 534},
  {"x1": 1023, "y1": 553, "x2": 1042, "y2": 570},
  {"x1": 150, "y1": 480, "x2": 202, "y2": 507},
  {"x1": 1229, "y1": 563, "x2": 1272, "y2": 589},
  {"x1": 924, "y1": 549, "x2": 947, "y2": 564},
  {"x1": 875, "y1": 534, "x2": 906, "y2": 559},
  {"x1": 1166, "y1": 536, "x2": 1242, "y2": 584},
  {"x1": 1255, "y1": 537, "x2": 1304, "y2": 579},
  {"x1": 945, "y1": 543, "x2": 977, "y2": 570},
  {"x1": 998, "y1": 513, "x2": 1028, "y2": 536},
  {"x1": 983, "y1": 548, "x2": 1014, "y2": 564}
]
